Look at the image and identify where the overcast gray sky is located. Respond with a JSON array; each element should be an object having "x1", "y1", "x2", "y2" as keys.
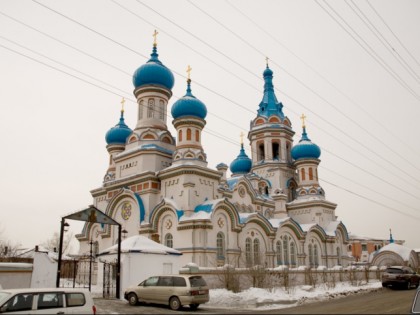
[{"x1": 0, "y1": 0, "x2": 419, "y2": 251}]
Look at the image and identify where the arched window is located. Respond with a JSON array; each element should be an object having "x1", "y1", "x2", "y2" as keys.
[
  {"x1": 272, "y1": 142, "x2": 280, "y2": 160},
  {"x1": 253, "y1": 239, "x2": 260, "y2": 265},
  {"x1": 309, "y1": 167, "x2": 313, "y2": 180},
  {"x1": 290, "y1": 242, "x2": 296, "y2": 266},
  {"x1": 314, "y1": 244, "x2": 319, "y2": 267},
  {"x1": 348, "y1": 244, "x2": 352, "y2": 251},
  {"x1": 159, "y1": 100, "x2": 164, "y2": 119},
  {"x1": 139, "y1": 100, "x2": 144, "y2": 119},
  {"x1": 301, "y1": 168, "x2": 306, "y2": 181},
  {"x1": 164, "y1": 233, "x2": 173, "y2": 248},
  {"x1": 93, "y1": 241, "x2": 99, "y2": 256},
  {"x1": 283, "y1": 237, "x2": 289, "y2": 265},
  {"x1": 195, "y1": 130, "x2": 200, "y2": 142},
  {"x1": 147, "y1": 99, "x2": 154, "y2": 118},
  {"x1": 245, "y1": 238, "x2": 252, "y2": 267},
  {"x1": 258, "y1": 142, "x2": 265, "y2": 161},
  {"x1": 308, "y1": 244, "x2": 313, "y2": 267},
  {"x1": 179, "y1": 130, "x2": 183, "y2": 142},
  {"x1": 337, "y1": 247, "x2": 341, "y2": 265},
  {"x1": 187, "y1": 128, "x2": 192, "y2": 140},
  {"x1": 216, "y1": 232, "x2": 225, "y2": 260},
  {"x1": 276, "y1": 240, "x2": 282, "y2": 265}
]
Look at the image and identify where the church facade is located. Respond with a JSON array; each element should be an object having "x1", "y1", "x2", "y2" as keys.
[{"x1": 76, "y1": 37, "x2": 352, "y2": 269}]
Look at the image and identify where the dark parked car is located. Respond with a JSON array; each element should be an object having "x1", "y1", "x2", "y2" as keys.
[
  {"x1": 382, "y1": 266, "x2": 420, "y2": 289},
  {"x1": 412, "y1": 287, "x2": 420, "y2": 314}
]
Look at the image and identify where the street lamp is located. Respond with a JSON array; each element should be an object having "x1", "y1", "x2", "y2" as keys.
[
  {"x1": 63, "y1": 222, "x2": 70, "y2": 232},
  {"x1": 122, "y1": 229, "x2": 128, "y2": 239}
]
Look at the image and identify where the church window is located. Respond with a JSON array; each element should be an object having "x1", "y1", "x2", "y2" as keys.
[
  {"x1": 283, "y1": 237, "x2": 289, "y2": 265},
  {"x1": 290, "y1": 242, "x2": 296, "y2": 266},
  {"x1": 139, "y1": 100, "x2": 144, "y2": 119},
  {"x1": 187, "y1": 128, "x2": 192, "y2": 140},
  {"x1": 195, "y1": 130, "x2": 199, "y2": 142},
  {"x1": 337, "y1": 247, "x2": 341, "y2": 265},
  {"x1": 216, "y1": 232, "x2": 225, "y2": 260},
  {"x1": 348, "y1": 244, "x2": 352, "y2": 251},
  {"x1": 253, "y1": 238, "x2": 260, "y2": 265},
  {"x1": 286, "y1": 142, "x2": 291, "y2": 163},
  {"x1": 159, "y1": 100, "x2": 164, "y2": 119},
  {"x1": 179, "y1": 130, "x2": 182, "y2": 142},
  {"x1": 309, "y1": 168, "x2": 313, "y2": 180},
  {"x1": 272, "y1": 141, "x2": 280, "y2": 160},
  {"x1": 93, "y1": 241, "x2": 99, "y2": 256},
  {"x1": 314, "y1": 244, "x2": 319, "y2": 267},
  {"x1": 245, "y1": 238, "x2": 252, "y2": 267},
  {"x1": 258, "y1": 142, "x2": 265, "y2": 161},
  {"x1": 147, "y1": 99, "x2": 155, "y2": 118},
  {"x1": 309, "y1": 244, "x2": 314, "y2": 267},
  {"x1": 164, "y1": 233, "x2": 173, "y2": 248},
  {"x1": 301, "y1": 168, "x2": 306, "y2": 181},
  {"x1": 361, "y1": 244, "x2": 367, "y2": 251},
  {"x1": 276, "y1": 240, "x2": 282, "y2": 265}
]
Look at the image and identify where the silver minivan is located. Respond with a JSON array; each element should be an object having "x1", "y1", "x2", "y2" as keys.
[
  {"x1": 124, "y1": 275, "x2": 209, "y2": 310},
  {"x1": 0, "y1": 288, "x2": 96, "y2": 314}
]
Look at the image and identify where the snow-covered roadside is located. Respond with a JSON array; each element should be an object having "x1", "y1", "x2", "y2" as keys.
[{"x1": 204, "y1": 281, "x2": 383, "y2": 310}]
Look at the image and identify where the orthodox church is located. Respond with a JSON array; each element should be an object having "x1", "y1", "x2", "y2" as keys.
[{"x1": 76, "y1": 35, "x2": 352, "y2": 269}]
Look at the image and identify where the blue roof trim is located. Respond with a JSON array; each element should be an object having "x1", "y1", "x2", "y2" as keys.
[
  {"x1": 140, "y1": 144, "x2": 174, "y2": 155},
  {"x1": 134, "y1": 193, "x2": 145, "y2": 222},
  {"x1": 194, "y1": 204, "x2": 213, "y2": 213},
  {"x1": 176, "y1": 209, "x2": 184, "y2": 220},
  {"x1": 226, "y1": 177, "x2": 240, "y2": 190}
]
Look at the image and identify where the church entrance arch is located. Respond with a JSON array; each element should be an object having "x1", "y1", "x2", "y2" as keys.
[{"x1": 56, "y1": 206, "x2": 122, "y2": 298}]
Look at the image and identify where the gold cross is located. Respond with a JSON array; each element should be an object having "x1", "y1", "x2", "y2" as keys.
[
  {"x1": 186, "y1": 65, "x2": 192, "y2": 80},
  {"x1": 240, "y1": 131, "x2": 244, "y2": 144},
  {"x1": 121, "y1": 97, "x2": 125, "y2": 111},
  {"x1": 153, "y1": 30, "x2": 159, "y2": 46},
  {"x1": 265, "y1": 56, "x2": 269, "y2": 67},
  {"x1": 300, "y1": 113, "x2": 306, "y2": 127}
]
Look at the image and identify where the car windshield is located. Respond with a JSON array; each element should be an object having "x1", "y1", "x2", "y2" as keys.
[
  {"x1": 386, "y1": 268, "x2": 403, "y2": 274},
  {"x1": 189, "y1": 276, "x2": 207, "y2": 287},
  {"x1": 0, "y1": 292, "x2": 12, "y2": 305}
]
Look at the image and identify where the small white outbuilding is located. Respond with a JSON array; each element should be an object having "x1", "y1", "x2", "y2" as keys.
[{"x1": 97, "y1": 235, "x2": 183, "y2": 299}]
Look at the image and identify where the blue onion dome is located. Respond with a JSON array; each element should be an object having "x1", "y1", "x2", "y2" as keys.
[
  {"x1": 230, "y1": 143, "x2": 252, "y2": 175},
  {"x1": 132, "y1": 44, "x2": 174, "y2": 90},
  {"x1": 291, "y1": 126, "x2": 321, "y2": 160},
  {"x1": 171, "y1": 79, "x2": 207, "y2": 119},
  {"x1": 105, "y1": 109, "x2": 132, "y2": 145}
]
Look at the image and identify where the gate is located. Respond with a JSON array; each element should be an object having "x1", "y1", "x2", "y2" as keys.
[
  {"x1": 103, "y1": 261, "x2": 117, "y2": 299},
  {"x1": 57, "y1": 256, "x2": 97, "y2": 289}
]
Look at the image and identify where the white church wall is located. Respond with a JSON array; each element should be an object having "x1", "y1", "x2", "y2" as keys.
[{"x1": 30, "y1": 251, "x2": 56, "y2": 288}]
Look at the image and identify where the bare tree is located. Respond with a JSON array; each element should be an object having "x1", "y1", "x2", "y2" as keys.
[
  {"x1": 41, "y1": 231, "x2": 74, "y2": 255},
  {"x1": 0, "y1": 225, "x2": 22, "y2": 261}
]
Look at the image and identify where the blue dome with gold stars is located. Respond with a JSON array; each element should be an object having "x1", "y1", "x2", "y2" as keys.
[
  {"x1": 291, "y1": 126, "x2": 321, "y2": 160},
  {"x1": 105, "y1": 110, "x2": 132, "y2": 145},
  {"x1": 230, "y1": 143, "x2": 252, "y2": 175},
  {"x1": 171, "y1": 79, "x2": 207, "y2": 119},
  {"x1": 132, "y1": 44, "x2": 174, "y2": 90}
]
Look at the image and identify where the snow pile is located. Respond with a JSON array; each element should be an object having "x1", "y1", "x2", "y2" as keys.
[{"x1": 205, "y1": 281, "x2": 383, "y2": 310}]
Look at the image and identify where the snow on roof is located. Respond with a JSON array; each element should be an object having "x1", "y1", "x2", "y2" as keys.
[
  {"x1": 378, "y1": 243, "x2": 413, "y2": 261},
  {"x1": 179, "y1": 211, "x2": 211, "y2": 221},
  {"x1": 268, "y1": 217, "x2": 290, "y2": 227},
  {"x1": 0, "y1": 263, "x2": 33, "y2": 271},
  {"x1": 98, "y1": 235, "x2": 182, "y2": 256},
  {"x1": 299, "y1": 223, "x2": 317, "y2": 232},
  {"x1": 324, "y1": 221, "x2": 340, "y2": 236}
]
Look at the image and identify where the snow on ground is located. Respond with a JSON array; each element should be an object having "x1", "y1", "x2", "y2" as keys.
[
  {"x1": 89, "y1": 280, "x2": 382, "y2": 310},
  {"x1": 204, "y1": 281, "x2": 383, "y2": 310}
]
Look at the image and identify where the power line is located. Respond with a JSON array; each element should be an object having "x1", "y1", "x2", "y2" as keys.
[
  {"x1": 3, "y1": 2, "x2": 416, "y2": 220},
  {"x1": 226, "y1": 0, "x2": 420, "y2": 162},
  {"x1": 315, "y1": 0, "x2": 420, "y2": 102},
  {"x1": 366, "y1": 0, "x2": 420, "y2": 69}
]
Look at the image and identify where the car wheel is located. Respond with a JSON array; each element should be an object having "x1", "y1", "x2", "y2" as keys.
[
  {"x1": 382, "y1": 283, "x2": 387, "y2": 288},
  {"x1": 190, "y1": 303, "x2": 200, "y2": 310},
  {"x1": 169, "y1": 296, "x2": 181, "y2": 310},
  {"x1": 128, "y1": 293, "x2": 138, "y2": 306}
]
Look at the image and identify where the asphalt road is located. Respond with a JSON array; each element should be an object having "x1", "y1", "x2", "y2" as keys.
[{"x1": 93, "y1": 287, "x2": 417, "y2": 314}]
